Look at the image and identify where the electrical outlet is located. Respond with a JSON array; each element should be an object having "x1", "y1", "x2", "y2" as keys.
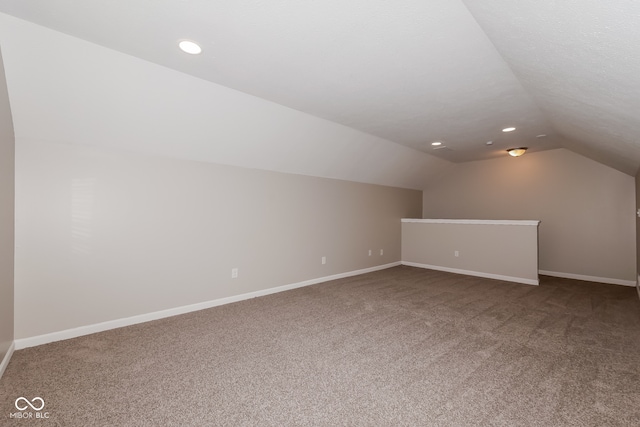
[
  {"x1": 368, "y1": 249, "x2": 372, "y2": 256},
  {"x1": 454, "y1": 250, "x2": 459, "y2": 257},
  {"x1": 231, "y1": 268, "x2": 238, "y2": 278},
  {"x1": 322, "y1": 256, "x2": 326, "y2": 265},
  {"x1": 380, "y1": 249, "x2": 383, "y2": 256}
]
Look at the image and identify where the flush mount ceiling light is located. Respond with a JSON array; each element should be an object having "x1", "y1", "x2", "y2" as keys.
[
  {"x1": 178, "y1": 40, "x2": 202, "y2": 55},
  {"x1": 507, "y1": 147, "x2": 528, "y2": 157},
  {"x1": 431, "y1": 141, "x2": 442, "y2": 146},
  {"x1": 502, "y1": 127, "x2": 516, "y2": 132}
]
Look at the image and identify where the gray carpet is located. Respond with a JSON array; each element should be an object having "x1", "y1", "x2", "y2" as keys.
[{"x1": 2, "y1": 266, "x2": 640, "y2": 426}]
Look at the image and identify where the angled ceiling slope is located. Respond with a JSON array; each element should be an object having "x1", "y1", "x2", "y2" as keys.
[
  {"x1": 0, "y1": 0, "x2": 638, "y2": 175},
  {"x1": 463, "y1": 0, "x2": 640, "y2": 175},
  {"x1": 0, "y1": 12, "x2": 453, "y2": 191}
]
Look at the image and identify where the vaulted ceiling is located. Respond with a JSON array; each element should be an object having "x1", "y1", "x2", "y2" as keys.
[{"x1": 0, "y1": 0, "x2": 639, "y2": 175}]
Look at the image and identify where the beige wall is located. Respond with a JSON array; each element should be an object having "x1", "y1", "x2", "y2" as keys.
[
  {"x1": 402, "y1": 220, "x2": 539, "y2": 284},
  {"x1": 14, "y1": 140, "x2": 421, "y2": 339},
  {"x1": 0, "y1": 12, "x2": 431, "y2": 342},
  {"x1": 422, "y1": 148, "x2": 636, "y2": 283},
  {"x1": 0, "y1": 46, "x2": 15, "y2": 364}
]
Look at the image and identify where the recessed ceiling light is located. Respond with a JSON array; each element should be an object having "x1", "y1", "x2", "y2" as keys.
[
  {"x1": 502, "y1": 127, "x2": 516, "y2": 132},
  {"x1": 536, "y1": 134, "x2": 547, "y2": 138},
  {"x1": 431, "y1": 142, "x2": 442, "y2": 146},
  {"x1": 178, "y1": 40, "x2": 202, "y2": 55},
  {"x1": 486, "y1": 141, "x2": 493, "y2": 145}
]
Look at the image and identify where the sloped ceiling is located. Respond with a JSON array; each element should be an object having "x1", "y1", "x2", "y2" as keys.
[
  {"x1": 462, "y1": 0, "x2": 640, "y2": 175},
  {"x1": 0, "y1": 0, "x2": 638, "y2": 175},
  {"x1": 0, "y1": 13, "x2": 453, "y2": 191}
]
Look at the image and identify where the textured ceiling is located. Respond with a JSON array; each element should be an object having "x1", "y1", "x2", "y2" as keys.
[
  {"x1": 0, "y1": 0, "x2": 638, "y2": 174},
  {"x1": 462, "y1": 0, "x2": 640, "y2": 175}
]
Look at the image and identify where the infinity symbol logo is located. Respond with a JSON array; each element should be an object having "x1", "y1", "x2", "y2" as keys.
[{"x1": 15, "y1": 397, "x2": 45, "y2": 411}]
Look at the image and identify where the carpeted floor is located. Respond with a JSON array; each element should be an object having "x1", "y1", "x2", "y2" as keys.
[{"x1": 2, "y1": 266, "x2": 640, "y2": 426}]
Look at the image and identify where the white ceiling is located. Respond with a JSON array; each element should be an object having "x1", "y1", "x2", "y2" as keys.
[
  {"x1": 462, "y1": 0, "x2": 640, "y2": 175},
  {"x1": 0, "y1": 0, "x2": 638, "y2": 174}
]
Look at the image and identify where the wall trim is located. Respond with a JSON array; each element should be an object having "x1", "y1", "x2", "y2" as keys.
[
  {"x1": 0, "y1": 341, "x2": 15, "y2": 379},
  {"x1": 14, "y1": 262, "x2": 401, "y2": 350},
  {"x1": 401, "y1": 218, "x2": 540, "y2": 226},
  {"x1": 637, "y1": 275, "x2": 640, "y2": 300},
  {"x1": 539, "y1": 270, "x2": 636, "y2": 287},
  {"x1": 402, "y1": 261, "x2": 539, "y2": 286}
]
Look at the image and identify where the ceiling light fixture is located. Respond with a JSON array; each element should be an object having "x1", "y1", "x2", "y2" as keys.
[
  {"x1": 502, "y1": 127, "x2": 516, "y2": 132},
  {"x1": 431, "y1": 142, "x2": 442, "y2": 146},
  {"x1": 178, "y1": 40, "x2": 202, "y2": 55},
  {"x1": 507, "y1": 147, "x2": 528, "y2": 157}
]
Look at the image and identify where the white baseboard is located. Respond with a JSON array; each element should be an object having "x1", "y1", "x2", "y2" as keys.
[
  {"x1": 401, "y1": 261, "x2": 539, "y2": 286},
  {"x1": 14, "y1": 262, "x2": 401, "y2": 350},
  {"x1": 0, "y1": 341, "x2": 15, "y2": 379},
  {"x1": 539, "y1": 270, "x2": 636, "y2": 287}
]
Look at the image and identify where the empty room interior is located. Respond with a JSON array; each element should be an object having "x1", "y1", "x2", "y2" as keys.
[{"x1": 1, "y1": 1, "x2": 639, "y2": 425}]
